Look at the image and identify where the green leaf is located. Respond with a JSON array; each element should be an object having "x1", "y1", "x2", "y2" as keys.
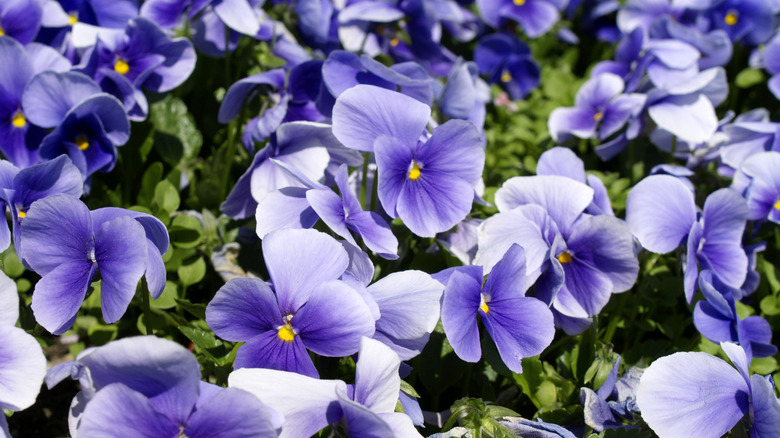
[
  {"x1": 179, "y1": 326, "x2": 233, "y2": 366},
  {"x1": 177, "y1": 257, "x2": 206, "y2": 286},
  {"x1": 751, "y1": 356, "x2": 778, "y2": 375},
  {"x1": 1, "y1": 247, "x2": 25, "y2": 277},
  {"x1": 760, "y1": 295, "x2": 780, "y2": 316},
  {"x1": 153, "y1": 180, "x2": 180, "y2": 215},
  {"x1": 176, "y1": 297, "x2": 207, "y2": 319},
  {"x1": 87, "y1": 323, "x2": 118, "y2": 345},
  {"x1": 169, "y1": 215, "x2": 204, "y2": 249},
  {"x1": 150, "y1": 281, "x2": 178, "y2": 309},
  {"x1": 400, "y1": 380, "x2": 420, "y2": 398},
  {"x1": 149, "y1": 96, "x2": 203, "y2": 164},
  {"x1": 138, "y1": 162, "x2": 164, "y2": 206},
  {"x1": 735, "y1": 68, "x2": 765, "y2": 89}
]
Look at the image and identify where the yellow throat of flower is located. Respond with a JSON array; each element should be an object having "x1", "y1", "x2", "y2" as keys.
[
  {"x1": 277, "y1": 322, "x2": 295, "y2": 342},
  {"x1": 724, "y1": 11, "x2": 738, "y2": 26},
  {"x1": 557, "y1": 251, "x2": 573, "y2": 264},
  {"x1": 11, "y1": 111, "x2": 26, "y2": 128},
  {"x1": 114, "y1": 59, "x2": 130, "y2": 75},
  {"x1": 75, "y1": 135, "x2": 89, "y2": 151},
  {"x1": 408, "y1": 162, "x2": 421, "y2": 180}
]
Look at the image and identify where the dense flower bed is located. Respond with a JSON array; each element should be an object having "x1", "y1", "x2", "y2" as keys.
[{"x1": 1, "y1": 0, "x2": 780, "y2": 437}]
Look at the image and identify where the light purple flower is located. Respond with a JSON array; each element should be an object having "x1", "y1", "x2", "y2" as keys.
[{"x1": 206, "y1": 228, "x2": 375, "y2": 377}]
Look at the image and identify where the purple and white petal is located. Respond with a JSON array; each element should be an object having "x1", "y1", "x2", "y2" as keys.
[
  {"x1": 206, "y1": 277, "x2": 284, "y2": 342},
  {"x1": 0, "y1": 325, "x2": 46, "y2": 411},
  {"x1": 626, "y1": 175, "x2": 696, "y2": 254},
  {"x1": 184, "y1": 387, "x2": 277, "y2": 438},
  {"x1": 441, "y1": 270, "x2": 483, "y2": 363},
  {"x1": 76, "y1": 383, "x2": 179, "y2": 437}
]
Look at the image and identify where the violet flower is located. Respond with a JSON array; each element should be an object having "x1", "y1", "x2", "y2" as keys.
[
  {"x1": 0, "y1": 0, "x2": 43, "y2": 44},
  {"x1": 693, "y1": 270, "x2": 776, "y2": 362},
  {"x1": 21, "y1": 71, "x2": 130, "y2": 179},
  {"x1": 21, "y1": 195, "x2": 148, "y2": 334},
  {"x1": 708, "y1": 0, "x2": 775, "y2": 46},
  {"x1": 637, "y1": 342, "x2": 780, "y2": 438},
  {"x1": 626, "y1": 175, "x2": 749, "y2": 303},
  {"x1": 0, "y1": 155, "x2": 83, "y2": 256},
  {"x1": 46, "y1": 336, "x2": 280, "y2": 438},
  {"x1": 476, "y1": 0, "x2": 566, "y2": 38},
  {"x1": 206, "y1": 228, "x2": 375, "y2": 377},
  {"x1": 735, "y1": 151, "x2": 780, "y2": 224},
  {"x1": 473, "y1": 32, "x2": 540, "y2": 100},
  {"x1": 332, "y1": 84, "x2": 485, "y2": 237},
  {"x1": 438, "y1": 244, "x2": 555, "y2": 373},
  {"x1": 0, "y1": 36, "x2": 70, "y2": 168}
]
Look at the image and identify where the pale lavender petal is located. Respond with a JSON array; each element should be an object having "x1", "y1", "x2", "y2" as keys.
[
  {"x1": 495, "y1": 175, "x2": 594, "y2": 235},
  {"x1": 548, "y1": 107, "x2": 599, "y2": 141},
  {"x1": 647, "y1": 94, "x2": 718, "y2": 144},
  {"x1": 720, "y1": 341, "x2": 750, "y2": 387},
  {"x1": 332, "y1": 84, "x2": 430, "y2": 152},
  {"x1": 255, "y1": 187, "x2": 319, "y2": 238},
  {"x1": 262, "y1": 228, "x2": 348, "y2": 314},
  {"x1": 536, "y1": 147, "x2": 586, "y2": 182},
  {"x1": 228, "y1": 368, "x2": 346, "y2": 438},
  {"x1": 625, "y1": 175, "x2": 696, "y2": 254},
  {"x1": 366, "y1": 270, "x2": 444, "y2": 360},
  {"x1": 474, "y1": 206, "x2": 552, "y2": 275},
  {"x1": 354, "y1": 337, "x2": 401, "y2": 413},
  {"x1": 95, "y1": 216, "x2": 147, "y2": 324},
  {"x1": 483, "y1": 244, "x2": 529, "y2": 300},
  {"x1": 336, "y1": 390, "x2": 396, "y2": 437},
  {"x1": 294, "y1": 280, "x2": 375, "y2": 357},
  {"x1": 441, "y1": 270, "x2": 482, "y2": 362},
  {"x1": 416, "y1": 120, "x2": 485, "y2": 188},
  {"x1": 0, "y1": 325, "x2": 46, "y2": 411},
  {"x1": 574, "y1": 72, "x2": 625, "y2": 109},
  {"x1": 185, "y1": 388, "x2": 277, "y2": 438},
  {"x1": 206, "y1": 277, "x2": 283, "y2": 342},
  {"x1": 213, "y1": 0, "x2": 261, "y2": 36},
  {"x1": 636, "y1": 351, "x2": 749, "y2": 438},
  {"x1": 750, "y1": 374, "x2": 780, "y2": 438},
  {"x1": 76, "y1": 384, "x2": 179, "y2": 437},
  {"x1": 685, "y1": 221, "x2": 703, "y2": 304},
  {"x1": 693, "y1": 301, "x2": 734, "y2": 343},
  {"x1": 22, "y1": 71, "x2": 101, "y2": 128},
  {"x1": 374, "y1": 134, "x2": 415, "y2": 217},
  {"x1": 0, "y1": 272, "x2": 18, "y2": 326}
]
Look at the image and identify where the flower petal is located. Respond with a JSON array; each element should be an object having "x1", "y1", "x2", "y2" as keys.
[{"x1": 206, "y1": 277, "x2": 283, "y2": 342}]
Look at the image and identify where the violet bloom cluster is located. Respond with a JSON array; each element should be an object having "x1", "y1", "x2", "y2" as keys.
[
  {"x1": 0, "y1": 271, "x2": 46, "y2": 437},
  {"x1": 437, "y1": 244, "x2": 555, "y2": 373},
  {"x1": 230, "y1": 337, "x2": 423, "y2": 437},
  {"x1": 332, "y1": 84, "x2": 485, "y2": 237},
  {"x1": 637, "y1": 342, "x2": 780, "y2": 438},
  {"x1": 46, "y1": 336, "x2": 280, "y2": 437},
  {"x1": 476, "y1": 172, "x2": 638, "y2": 334},
  {"x1": 476, "y1": 0, "x2": 566, "y2": 38},
  {"x1": 732, "y1": 151, "x2": 780, "y2": 224},
  {"x1": 21, "y1": 195, "x2": 169, "y2": 334},
  {"x1": 626, "y1": 174, "x2": 749, "y2": 303}
]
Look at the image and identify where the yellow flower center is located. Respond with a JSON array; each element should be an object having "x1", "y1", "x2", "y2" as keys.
[
  {"x1": 774, "y1": 197, "x2": 780, "y2": 210},
  {"x1": 390, "y1": 37, "x2": 400, "y2": 47},
  {"x1": 408, "y1": 162, "x2": 421, "y2": 180},
  {"x1": 501, "y1": 71, "x2": 512, "y2": 83},
  {"x1": 114, "y1": 59, "x2": 130, "y2": 75},
  {"x1": 0, "y1": 24, "x2": 5, "y2": 36},
  {"x1": 69, "y1": 13, "x2": 78, "y2": 26},
  {"x1": 724, "y1": 11, "x2": 738, "y2": 26},
  {"x1": 479, "y1": 301, "x2": 489, "y2": 313},
  {"x1": 11, "y1": 111, "x2": 26, "y2": 128},
  {"x1": 277, "y1": 323, "x2": 295, "y2": 342},
  {"x1": 513, "y1": 0, "x2": 525, "y2": 5},
  {"x1": 593, "y1": 111, "x2": 603, "y2": 121},
  {"x1": 557, "y1": 251, "x2": 572, "y2": 264},
  {"x1": 75, "y1": 135, "x2": 89, "y2": 151},
  {"x1": 18, "y1": 210, "x2": 26, "y2": 219}
]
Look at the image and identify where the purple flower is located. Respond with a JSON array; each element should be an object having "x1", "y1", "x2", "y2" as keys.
[
  {"x1": 439, "y1": 244, "x2": 555, "y2": 372},
  {"x1": 0, "y1": 155, "x2": 84, "y2": 257},
  {"x1": 21, "y1": 195, "x2": 148, "y2": 334},
  {"x1": 76, "y1": 17, "x2": 196, "y2": 120},
  {"x1": 637, "y1": 342, "x2": 780, "y2": 438},
  {"x1": 580, "y1": 355, "x2": 643, "y2": 432},
  {"x1": 22, "y1": 71, "x2": 130, "y2": 179},
  {"x1": 46, "y1": 336, "x2": 280, "y2": 437},
  {"x1": 0, "y1": 36, "x2": 70, "y2": 168},
  {"x1": 735, "y1": 151, "x2": 780, "y2": 224},
  {"x1": 708, "y1": 0, "x2": 775, "y2": 46},
  {"x1": 332, "y1": 84, "x2": 485, "y2": 237},
  {"x1": 0, "y1": 0, "x2": 43, "y2": 44},
  {"x1": 693, "y1": 270, "x2": 776, "y2": 362},
  {"x1": 473, "y1": 32, "x2": 540, "y2": 100},
  {"x1": 206, "y1": 228, "x2": 375, "y2": 377},
  {"x1": 548, "y1": 73, "x2": 645, "y2": 145},
  {"x1": 478, "y1": 175, "x2": 639, "y2": 334},
  {"x1": 761, "y1": 34, "x2": 780, "y2": 100},
  {"x1": 476, "y1": 0, "x2": 566, "y2": 38},
  {"x1": 626, "y1": 175, "x2": 748, "y2": 303},
  {"x1": 536, "y1": 147, "x2": 614, "y2": 216}
]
